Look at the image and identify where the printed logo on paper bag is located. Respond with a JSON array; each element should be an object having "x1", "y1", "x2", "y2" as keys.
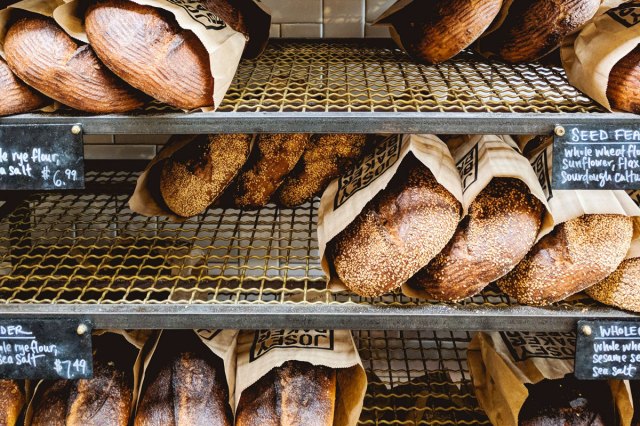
[
  {"x1": 456, "y1": 143, "x2": 478, "y2": 193},
  {"x1": 532, "y1": 150, "x2": 553, "y2": 201},
  {"x1": 607, "y1": 2, "x2": 640, "y2": 28},
  {"x1": 334, "y1": 136, "x2": 401, "y2": 209},
  {"x1": 164, "y1": 0, "x2": 227, "y2": 30},
  {"x1": 249, "y1": 330, "x2": 335, "y2": 362},
  {"x1": 500, "y1": 331, "x2": 575, "y2": 361},
  {"x1": 629, "y1": 190, "x2": 640, "y2": 207}
]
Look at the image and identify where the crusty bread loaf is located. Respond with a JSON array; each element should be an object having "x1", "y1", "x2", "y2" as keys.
[
  {"x1": 389, "y1": 0, "x2": 502, "y2": 64},
  {"x1": 160, "y1": 134, "x2": 252, "y2": 217},
  {"x1": 329, "y1": 155, "x2": 461, "y2": 297},
  {"x1": 4, "y1": 16, "x2": 145, "y2": 113},
  {"x1": 234, "y1": 133, "x2": 310, "y2": 208},
  {"x1": 0, "y1": 380, "x2": 24, "y2": 426},
  {"x1": 408, "y1": 178, "x2": 544, "y2": 301},
  {"x1": 276, "y1": 134, "x2": 369, "y2": 207},
  {"x1": 587, "y1": 256, "x2": 640, "y2": 312},
  {"x1": 31, "y1": 380, "x2": 70, "y2": 426},
  {"x1": 0, "y1": 57, "x2": 47, "y2": 116},
  {"x1": 236, "y1": 361, "x2": 336, "y2": 426},
  {"x1": 607, "y1": 46, "x2": 640, "y2": 114},
  {"x1": 86, "y1": 0, "x2": 213, "y2": 110},
  {"x1": 497, "y1": 214, "x2": 633, "y2": 305},
  {"x1": 479, "y1": 0, "x2": 600, "y2": 62}
]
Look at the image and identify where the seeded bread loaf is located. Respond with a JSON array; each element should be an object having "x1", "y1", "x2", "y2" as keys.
[
  {"x1": 497, "y1": 214, "x2": 633, "y2": 305},
  {"x1": 0, "y1": 380, "x2": 24, "y2": 426},
  {"x1": 328, "y1": 155, "x2": 461, "y2": 297},
  {"x1": 4, "y1": 16, "x2": 145, "y2": 113},
  {"x1": 235, "y1": 361, "x2": 336, "y2": 426},
  {"x1": 160, "y1": 134, "x2": 252, "y2": 217},
  {"x1": 587, "y1": 256, "x2": 640, "y2": 312},
  {"x1": 85, "y1": 0, "x2": 213, "y2": 110},
  {"x1": 607, "y1": 46, "x2": 640, "y2": 114},
  {"x1": 0, "y1": 57, "x2": 47, "y2": 116},
  {"x1": 408, "y1": 178, "x2": 544, "y2": 301}
]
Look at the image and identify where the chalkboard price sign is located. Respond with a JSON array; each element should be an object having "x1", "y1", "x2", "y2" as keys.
[
  {"x1": 0, "y1": 124, "x2": 84, "y2": 190},
  {"x1": 553, "y1": 124, "x2": 640, "y2": 190},
  {"x1": 575, "y1": 320, "x2": 640, "y2": 380},
  {"x1": 0, "y1": 319, "x2": 93, "y2": 380}
]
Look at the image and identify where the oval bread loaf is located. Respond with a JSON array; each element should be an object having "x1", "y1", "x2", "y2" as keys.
[
  {"x1": 497, "y1": 214, "x2": 633, "y2": 305},
  {"x1": 587, "y1": 257, "x2": 640, "y2": 313},
  {"x1": 329, "y1": 155, "x2": 461, "y2": 297},
  {"x1": 607, "y1": 46, "x2": 640, "y2": 114},
  {"x1": 408, "y1": 178, "x2": 544, "y2": 301},
  {"x1": 4, "y1": 16, "x2": 145, "y2": 113},
  {"x1": 0, "y1": 57, "x2": 47, "y2": 116},
  {"x1": 0, "y1": 380, "x2": 24, "y2": 426},
  {"x1": 85, "y1": 0, "x2": 214, "y2": 110}
]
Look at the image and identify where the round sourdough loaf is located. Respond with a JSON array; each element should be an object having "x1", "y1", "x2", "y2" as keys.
[
  {"x1": 607, "y1": 46, "x2": 640, "y2": 114},
  {"x1": 160, "y1": 134, "x2": 252, "y2": 217},
  {"x1": 587, "y1": 256, "x2": 640, "y2": 312},
  {"x1": 497, "y1": 214, "x2": 633, "y2": 306},
  {"x1": 407, "y1": 178, "x2": 544, "y2": 301},
  {"x1": 480, "y1": 0, "x2": 600, "y2": 62},
  {"x1": 0, "y1": 380, "x2": 23, "y2": 426},
  {"x1": 85, "y1": 0, "x2": 214, "y2": 110},
  {"x1": 4, "y1": 16, "x2": 145, "y2": 113},
  {"x1": 0, "y1": 57, "x2": 47, "y2": 116},
  {"x1": 328, "y1": 156, "x2": 461, "y2": 297},
  {"x1": 390, "y1": 0, "x2": 502, "y2": 64}
]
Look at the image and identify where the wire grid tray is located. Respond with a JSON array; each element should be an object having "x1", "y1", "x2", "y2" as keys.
[{"x1": 356, "y1": 330, "x2": 488, "y2": 425}]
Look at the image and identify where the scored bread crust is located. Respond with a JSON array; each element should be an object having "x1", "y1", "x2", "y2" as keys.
[
  {"x1": 235, "y1": 361, "x2": 336, "y2": 426},
  {"x1": 408, "y1": 178, "x2": 544, "y2": 301},
  {"x1": 4, "y1": 16, "x2": 145, "y2": 113},
  {"x1": 607, "y1": 46, "x2": 640, "y2": 114},
  {"x1": 329, "y1": 156, "x2": 461, "y2": 297},
  {"x1": 497, "y1": 214, "x2": 633, "y2": 306},
  {"x1": 85, "y1": 0, "x2": 213, "y2": 110},
  {"x1": 392, "y1": 0, "x2": 502, "y2": 64},
  {"x1": 587, "y1": 257, "x2": 640, "y2": 313},
  {"x1": 480, "y1": 0, "x2": 600, "y2": 63},
  {"x1": 0, "y1": 380, "x2": 24, "y2": 426},
  {"x1": 0, "y1": 56, "x2": 47, "y2": 116}
]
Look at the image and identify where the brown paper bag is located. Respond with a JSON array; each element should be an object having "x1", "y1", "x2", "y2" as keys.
[
  {"x1": 468, "y1": 331, "x2": 634, "y2": 426},
  {"x1": 317, "y1": 134, "x2": 463, "y2": 292},
  {"x1": 235, "y1": 329, "x2": 367, "y2": 426}
]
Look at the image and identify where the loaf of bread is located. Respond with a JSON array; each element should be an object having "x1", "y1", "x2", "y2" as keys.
[
  {"x1": 587, "y1": 256, "x2": 640, "y2": 312},
  {"x1": 0, "y1": 57, "x2": 47, "y2": 116},
  {"x1": 387, "y1": 0, "x2": 502, "y2": 64},
  {"x1": 329, "y1": 155, "x2": 461, "y2": 297},
  {"x1": 4, "y1": 16, "x2": 145, "y2": 113},
  {"x1": 607, "y1": 46, "x2": 640, "y2": 114},
  {"x1": 276, "y1": 134, "x2": 369, "y2": 207},
  {"x1": 134, "y1": 331, "x2": 232, "y2": 426},
  {"x1": 408, "y1": 178, "x2": 544, "y2": 301},
  {"x1": 497, "y1": 214, "x2": 633, "y2": 305},
  {"x1": 479, "y1": 0, "x2": 600, "y2": 62},
  {"x1": 234, "y1": 133, "x2": 310, "y2": 208},
  {"x1": 0, "y1": 380, "x2": 24, "y2": 426},
  {"x1": 160, "y1": 134, "x2": 252, "y2": 217},
  {"x1": 236, "y1": 361, "x2": 336, "y2": 426},
  {"x1": 86, "y1": 0, "x2": 214, "y2": 110}
]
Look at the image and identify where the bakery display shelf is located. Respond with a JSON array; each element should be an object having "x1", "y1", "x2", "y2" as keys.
[
  {"x1": 1, "y1": 39, "x2": 638, "y2": 135},
  {"x1": 355, "y1": 330, "x2": 488, "y2": 425},
  {"x1": 0, "y1": 163, "x2": 636, "y2": 331}
]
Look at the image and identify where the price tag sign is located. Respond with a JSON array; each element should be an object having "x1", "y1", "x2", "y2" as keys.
[
  {"x1": 0, "y1": 319, "x2": 92, "y2": 380},
  {"x1": 0, "y1": 124, "x2": 84, "y2": 190},
  {"x1": 553, "y1": 124, "x2": 640, "y2": 190},
  {"x1": 575, "y1": 320, "x2": 640, "y2": 380}
]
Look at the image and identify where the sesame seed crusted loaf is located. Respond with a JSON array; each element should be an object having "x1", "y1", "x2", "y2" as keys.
[
  {"x1": 407, "y1": 178, "x2": 544, "y2": 302},
  {"x1": 587, "y1": 255, "x2": 640, "y2": 313},
  {"x1": 497, "y1": 214, "x2": 633, "y2": 306},
  {"x1": 160, "y1": 134, "x2": 252, "y2": 218},
  {"x1": 328, "y1": 155, "x2": 461, "y2": 297}
]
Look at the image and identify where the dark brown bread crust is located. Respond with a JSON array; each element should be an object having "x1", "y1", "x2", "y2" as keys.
[
  {"x1": 236, "y1": 361, "x2": 336, "y2": 426},
  {"x1": 497, "y1": 214, "x2": 633, "y2": 305},
  {"x1": 275, "y1": 134, "x2": 369, "y2": 207},
  {"x1": 234, "y1": 133, "x2": 310, "y2": 208},
  {"x1": 608, "y1": 46, "x2": 640, "y2": 114},
  {"x1": 31, "y1": 380, "x2": 70, "y2": 426},
  {"x1": 4, "y1": 16, "x2": 145, "y2": 113},
  {"x1": 0, "y1": 57, "x2": 47, "y2": 116},
  {"x1": 480, "y1": 0, "x2": 600, "y2": 63},
  {"x1": 408, "y1": 178, "x2": 544, "y2": 301},
  {"x1": 160, "y1": 134, "x2": 252, "y2": 217},
  {"x1": 391, "y1": 0, "x2": 502, "y2": 64},
  {"x1": 0, "y1": 380, "x2": 24, "y2": 426},
  {"x1": 85, "y1": 0, "x2": 213, "y2": 110},
  {"x1": 329, "y1": 156, "x2": 461, "y2": 297}
]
